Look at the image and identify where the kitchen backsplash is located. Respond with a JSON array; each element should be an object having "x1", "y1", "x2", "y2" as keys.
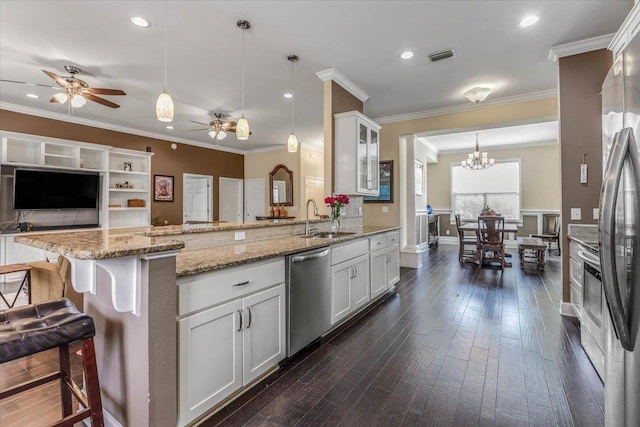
[{"x1": 341, "y1": 195, "x2": 364, "y2": 230}]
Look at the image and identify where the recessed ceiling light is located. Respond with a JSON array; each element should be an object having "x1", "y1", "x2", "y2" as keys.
[
  {"x1": 166, "y1": 125, "x2": 174, "y2": 130},
  {"x1": 283, "y1": 93, "x2": 293, "y2": 99},
  {"x1": 26, "y1": 93, "x2": 39, "y2": 99},
  {"x1": 131, "y1": 16, "x2": 150, "y2": 28},
  {"x1": 519, "y1": 15, "x2": 539, "y2": 28},
  {"x1": 400, "y1": 51, "x2": 414, "y2": 60}
]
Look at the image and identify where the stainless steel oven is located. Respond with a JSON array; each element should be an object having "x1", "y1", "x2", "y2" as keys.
[{"x1": 578, "y1": 247, "x2": 605, "y2": 380}]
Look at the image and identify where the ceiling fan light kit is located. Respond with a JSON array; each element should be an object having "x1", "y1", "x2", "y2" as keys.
[
  {"x1": 235, "y1": 20, "x2": 251, "y2": 140},
  {"x1": 156, "y1": 0, "x2": 174, "y2": 123},
  {"x1": 287, "y1": 54, "x2": 299, "y2": 153}
]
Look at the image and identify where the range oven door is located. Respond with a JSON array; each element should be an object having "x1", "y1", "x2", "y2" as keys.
[{"x1": 578, "y1": 249, "x2": 605, "y2": 379}]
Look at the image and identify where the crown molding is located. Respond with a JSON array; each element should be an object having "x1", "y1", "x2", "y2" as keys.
[
  {"x1": 548, "y1": 33, "x2": 615, "y2": 62},
  {"x1": 316, "y1": 68, "x2": 370, "y2": 102},
  {"x1": 374, "y1": 89, "x2": 558, "y2": 124},
  {"x1": 0, "y1": 102, "x2": 246, "y2": 155},
  {"x1": 244, "y1": 145, "x2": 291, "y2": 154}
]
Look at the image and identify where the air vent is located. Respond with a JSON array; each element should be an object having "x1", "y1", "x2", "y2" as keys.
[{"x1": 429, "y1": 49, "x2": 455, "y2": 62}]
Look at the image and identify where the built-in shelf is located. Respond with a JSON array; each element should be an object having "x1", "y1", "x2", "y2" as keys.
[
  {"x1": 45, "y1": 153, "x2": 77, "y2": 159},
  {"x1": 108, "y1": 188, "x2": 148, "y2": 193},
  {"x1": 109, "y1": 169, "x2": 149, "y2": 176},
  {"x1": 0, "y1": 161, "x2": 106, "y2": 173}
]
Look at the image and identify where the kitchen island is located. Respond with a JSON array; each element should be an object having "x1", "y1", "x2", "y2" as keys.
[{"x1": 14, "y1": 219, "x2": 400, "y2": 427}]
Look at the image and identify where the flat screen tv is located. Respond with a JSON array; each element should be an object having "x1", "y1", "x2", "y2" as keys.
[{"x1": 13, "y1": 169, "x2": 100, "y2": 210}]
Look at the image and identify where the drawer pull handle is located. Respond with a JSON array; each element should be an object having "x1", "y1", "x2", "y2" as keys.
[
  {"x1": 237, "y1": 309, "x2": 243, "y2": 331},
  {"x1": 246, "y1": 307, "x2": 252, "y2": 328},
  {"x1": 233, "y1": 280, "x2": 253, "y2": 287},
  {"x1": 376, "y1": 241, "x2": 383, "y2": 245}
]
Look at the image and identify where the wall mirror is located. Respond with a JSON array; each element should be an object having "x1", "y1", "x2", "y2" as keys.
[{"x1": 269, "y1": 164, "x2": 293, "y2": 206}]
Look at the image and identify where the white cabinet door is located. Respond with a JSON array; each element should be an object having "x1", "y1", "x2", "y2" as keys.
[
  {"x1": 242, "y1": 284, "x2": 286, "y2": 385},
  {"x1": 370, "y1": 249, "x2": 388, "y2": 299},
  {"x1": 369, "y1": 128, "x2": 379, "y2": 194},
  {"x1": 356, "y1": 120, "x2": 369, "y2": 194},
  {"x1": 350, "y1": 255, "x2": 370, "y2": 310},
  {"x1": 331, "y1": 262, "x2": 352, "y2": 325},
  {"x1": 178, "y1": 299, "x2": 243, "y2": 426},
  {"x1": 387, "y1": 245, "x2": 400, "y2": 287}
]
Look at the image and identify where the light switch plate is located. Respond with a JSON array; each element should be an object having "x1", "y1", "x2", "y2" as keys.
[
  {"x1": 235, "y1": 231, "x2": 246, "y2": 241},
  {"x1": 382, "y1": 206, "x2": 389, "y2": 213},
  {"x1": 571, "y1": 208, "x2": 581, "y2": 220},
  {"x1": 593, "y1": 208, "x2": 600, "y2": 220}
]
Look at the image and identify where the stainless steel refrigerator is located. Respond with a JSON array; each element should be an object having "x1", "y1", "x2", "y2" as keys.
[{"x1": 601, "y1": 34, "x2": 640, "y2": 427}]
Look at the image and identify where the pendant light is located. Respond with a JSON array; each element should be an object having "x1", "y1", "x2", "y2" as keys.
[
  {"x1": 287, "y1": 55, "x2": 299, "y2": 153},
  {"x1": 156, "y1": 0, "x2": 174, "y2": 122},
  {"x1": 235, "y1": 20, "x2": 250, "y2": 140}
]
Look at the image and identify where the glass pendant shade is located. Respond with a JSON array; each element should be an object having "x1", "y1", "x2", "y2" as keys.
[
  {"x1": 156, "y1": 92, "x2": 174, "y2": 122},
  {"x1": 53, "y1": 92, "x2": 69, "y2": 104},
  {"x1": 236, "y1": 116, "x2": 249, "y2": 140},
  {"x1": 70, "y1": 93, "x2": 87, "y2": 108},
  {"x1": 218, "y1": 130, "x2": 227, "y2": 140},
  {"x1": 287, "y1": 133, "x2": 298, "y2": 152},
  {"x1": 208, "y1": 130, "x2": 217, "y2": 139}
]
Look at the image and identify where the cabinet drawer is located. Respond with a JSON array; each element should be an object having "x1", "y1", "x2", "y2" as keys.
[
  {"x1": 386, "y1": 231, "x2": 399, "y2": 246},
  {"x1": 369, "y1": 234, "x2": 386, "y2": 251},
  {"x1": 178, "y1": 258, "x2": 285, "y2": 317},
  {"x1": 332, "y1": 239, "x2": 369, "y2": 265}
]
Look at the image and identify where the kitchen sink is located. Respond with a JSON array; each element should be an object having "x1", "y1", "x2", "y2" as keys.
[{"x1": 301, "y1": 231, "x2": 357, "y2": 239}]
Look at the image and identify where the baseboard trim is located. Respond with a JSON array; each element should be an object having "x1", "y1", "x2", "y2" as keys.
[
  {"x1": 559, "y1": 300, "x2": 576, "y2": 318},
  {"x1": 81, "y1": 408, "x2": 122, "y2": 427}
]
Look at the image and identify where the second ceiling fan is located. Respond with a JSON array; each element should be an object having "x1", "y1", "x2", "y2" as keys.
[{"x1": 189, "y1": 113, "x2": 252, "y2": 142}]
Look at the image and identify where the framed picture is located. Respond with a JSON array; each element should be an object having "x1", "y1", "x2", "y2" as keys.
[
  {"x1": 364, "y1": 160, "x2": 393, "y2": 203},
  {"x1": 154, "y1": 175, "x2": 174, "y2": 202},
  {"x1": 123, "y1": 161, "x2": 133, "y2": 171},
  {"x1": 415, "y1": 160, "x2": 424, "y2": 196}
]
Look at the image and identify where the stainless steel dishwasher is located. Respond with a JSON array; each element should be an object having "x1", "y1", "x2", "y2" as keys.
[{"x1": 286, "y1": 246, "x2": 331, "y2": 357}]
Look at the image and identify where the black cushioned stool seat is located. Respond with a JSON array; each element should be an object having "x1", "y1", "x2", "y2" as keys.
[
  {"x1": 0, "y1": 298, "x2": 104, "y2": 426},
  {"x1": 0, "y1": 298, "x2": 95, "y2": 363}
]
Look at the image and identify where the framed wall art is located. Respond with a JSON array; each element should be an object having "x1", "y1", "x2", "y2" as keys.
[
  {"x1": 154, "y1": 175, "x2": 174, "y2": 202},
  {"x1": 364, "y1": 160, "x2": 393, "y2": 203}
]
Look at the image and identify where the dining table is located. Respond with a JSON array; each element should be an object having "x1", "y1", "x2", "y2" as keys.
[{"x1": 458, "y1": 221, "x2": 519, "y2": 266}]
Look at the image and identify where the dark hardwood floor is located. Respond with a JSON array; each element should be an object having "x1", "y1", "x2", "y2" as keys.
[
  {"x1": 203, "y1": 245, "x2": 604, "y2": 427},
  {"x1": 0, "y1": 245, "x2": 603, "y2": 426}
]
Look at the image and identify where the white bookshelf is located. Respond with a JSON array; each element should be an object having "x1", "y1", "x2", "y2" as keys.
[{"x1": 106, "y1": 148, "x2": 153, "y2": 228}]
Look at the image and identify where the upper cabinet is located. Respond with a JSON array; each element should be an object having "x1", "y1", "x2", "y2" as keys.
[
  {"x1": 334, "y1": 111, "x2": 381, "y2": 196},
  {"x1": 610, "y1": 2, "x2": 640, "y2": 59}
]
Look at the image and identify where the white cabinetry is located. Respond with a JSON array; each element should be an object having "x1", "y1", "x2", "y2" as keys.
[
  {"x1": 370, "y1": 248, "x2": 388, "y2": 299},
  {"x1": 369, "y1": 231, "x2": 400, "y2": 299},
  {"x1": 107, "y1": 148, "x2": 153, "y2": 228},
  {"x1": 610, "y1": 2, "x2": 640, "y2": 59},
  {"x1": 177, "y1": 259, "x2": 285, "y2": 426},
  {"x1": 334, "y1": 111, "x2": 381, "y2": 196},
  {"x1": 331, "y1": 254, "x2": 369, "y2": 325}
]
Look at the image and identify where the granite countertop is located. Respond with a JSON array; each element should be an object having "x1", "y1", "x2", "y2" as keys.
[
  {"x1": 568, "y1": 235, "x2": 599, "y2": 253},
  {"x1": 143, "y1": 218, "x2": 329, "y2": 237},
  {"x1": 176, "y1": 226, "x2": 400, "y2": 276},
  {"x1": 14, "y1": 230, "x2": 185, "y2": 260}
]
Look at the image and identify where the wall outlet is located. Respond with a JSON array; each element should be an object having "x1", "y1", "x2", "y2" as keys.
[
  {"x1": 235, "y1": 231, "x2": 246, "y2": 241},
  {"x1": 570, "y1": 208, "x2": 582, "y2": 220},
  {"x1": 382, "y1": 206, "x2": 389, "y2": 213},
  {"x1": 446, "y1": 230, "x2": 450, "y2": 235},
  {"x1": 593, "y1": 208, "x2": 600, "y2": 220}
]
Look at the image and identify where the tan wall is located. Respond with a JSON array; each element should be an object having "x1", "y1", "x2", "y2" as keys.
[
  {"x1": 0, "y1": 110, "x2": 244, "y2": 224},
  {"x1": 364, "y1": 97, "x2": 558, "y2": 227},
  {"x1": 323, "y1": 81, "x2": 364, "y2": 196},
  {"x1": 558, "y1": 49, "x2": 612, "y2": 301},
  {"x1": 426, "y1": 144, "x2": 561, "y2": 211},
  {"x1": 244, "y1": 148, "x2": 301, "y2": 217}
]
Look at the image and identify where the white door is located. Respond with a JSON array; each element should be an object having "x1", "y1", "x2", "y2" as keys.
[
  {"x1": 242, "y1": 284, "x2": 286, "y2": 385},
  {"x1": 370, "y1": 249, "x2": 388, "y2": 299},
  {"x1": 178, "y1": 299, "x2": 243, "y2": 426},
  {"x1": 244, "y1": 178, "x2": 266, "y2": 221},
  {"x1": 183, "y1": 174, "x2": 212, "y2": 223},
  {"x1": 219, "y1": 178, "x2": 243, "y2": 222},
  {"x1": 331, "y1": 262, "x2": 353, "y2": 325},
  {"x1": 350, "y1": 255, "x2": 371, "y2": 310}
]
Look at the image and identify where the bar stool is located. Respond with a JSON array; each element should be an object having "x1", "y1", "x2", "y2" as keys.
[{"x1": 0, "y1": 298, "x2": 104, "y2": 426}]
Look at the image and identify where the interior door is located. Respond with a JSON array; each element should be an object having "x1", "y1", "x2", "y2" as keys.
[
  {"x1": 219, "y1": 178, "x2": 243, "y2": 222},
  {"x1": 244, "y1": 178, "x2": 266, "y2": 221},
  {"x1": 183, "y1": 174, "x2": 211, "y2": 223}
]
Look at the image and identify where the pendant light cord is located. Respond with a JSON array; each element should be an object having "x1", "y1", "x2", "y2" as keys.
[
  {"x1": 241, "y1": 28, "x2": 245, "y2": 114},
  {"x1": 163, "y1": 0, "x2": 168, "y2": 92},
  {"x1": 291, "y1": 59, "x2": 295, "y2": 133}
]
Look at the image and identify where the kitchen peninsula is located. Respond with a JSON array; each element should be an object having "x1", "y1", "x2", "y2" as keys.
[{"x1": 14, "y1": 218, "x2": 401, "y2": 427}]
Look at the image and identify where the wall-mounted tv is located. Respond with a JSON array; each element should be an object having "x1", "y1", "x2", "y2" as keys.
[{"x1": 13, "y1": 169, "x2": 100, "y2": 210}]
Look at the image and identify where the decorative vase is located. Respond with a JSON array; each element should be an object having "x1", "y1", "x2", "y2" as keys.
[{"x1": 331, "y1": 216, "x2": 341, "y2": 233}]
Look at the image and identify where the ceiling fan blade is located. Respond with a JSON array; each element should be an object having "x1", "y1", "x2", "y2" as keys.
[
  {"x1": 189, "y1": 120, "x2": 211, "y2": 127},
  {"x1": 0, "y1": 79, "x2": 58, "y2": 89},
  {"x1": 87, "y1": 88, "x2": 126, "y2": 95},
  {"x1": 188, "y1": 128, "x2": 210, "y2": 132},
  {"x1": 221, "y1": 121, "x2": 237, "y2": 130},
  {"x1": 49, "y1": 96, "x2": 61, "y2": 103},
  {"x1": 42, "y1": 70, "x2": 70, "y2": 88},
  {"x1": 84, "y1": 93, "x2": 120, "y2": 108}
]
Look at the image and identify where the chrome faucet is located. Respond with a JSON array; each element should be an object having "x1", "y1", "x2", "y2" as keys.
[{"x1": 305, "y1": 198, "x2": 319, "y2": 236}]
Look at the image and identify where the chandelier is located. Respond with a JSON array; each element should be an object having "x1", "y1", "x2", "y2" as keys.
[{"x1": 462, "y1": 133, "x2": 494, "y2": 170}]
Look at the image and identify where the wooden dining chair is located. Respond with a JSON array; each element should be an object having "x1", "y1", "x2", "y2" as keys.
[
  {"x1": 477, "y1": 216, "x2": 506, "y2": 270},
  {"x1": 531, "y1": 213, "x2": 561, "y2": 255},
  {"x1": 455, "y1": 214, "x2": 477, "y2": 262}
]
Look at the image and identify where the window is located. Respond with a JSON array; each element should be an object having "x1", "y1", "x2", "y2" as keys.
[{"x1": 451, "y1": 160, "x2": 521, "y2": 221}]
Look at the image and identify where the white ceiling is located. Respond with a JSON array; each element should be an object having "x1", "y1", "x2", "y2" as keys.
[
  {"x1": 419, "y1": 120, "x2": 559, "y2": 154},
  {"x1": 0, "y1": 1, "x2": 632, "y2": 153}
]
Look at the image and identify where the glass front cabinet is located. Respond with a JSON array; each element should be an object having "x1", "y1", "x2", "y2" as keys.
[{"x1": 334, "y1": 111, "x2": 381, "y2": 196}]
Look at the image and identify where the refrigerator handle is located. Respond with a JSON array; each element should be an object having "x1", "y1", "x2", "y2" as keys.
[{"x1": 599, "y1": 128, "x2": 640, "y2": 351}]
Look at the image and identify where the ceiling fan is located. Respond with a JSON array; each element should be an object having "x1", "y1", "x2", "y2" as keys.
[
  {"x1": 189, "y1": 113, "x2": 253, "y2": 142},
  {"x1": 0, "y1": 65, "x2": 126, "y2": 109}
]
